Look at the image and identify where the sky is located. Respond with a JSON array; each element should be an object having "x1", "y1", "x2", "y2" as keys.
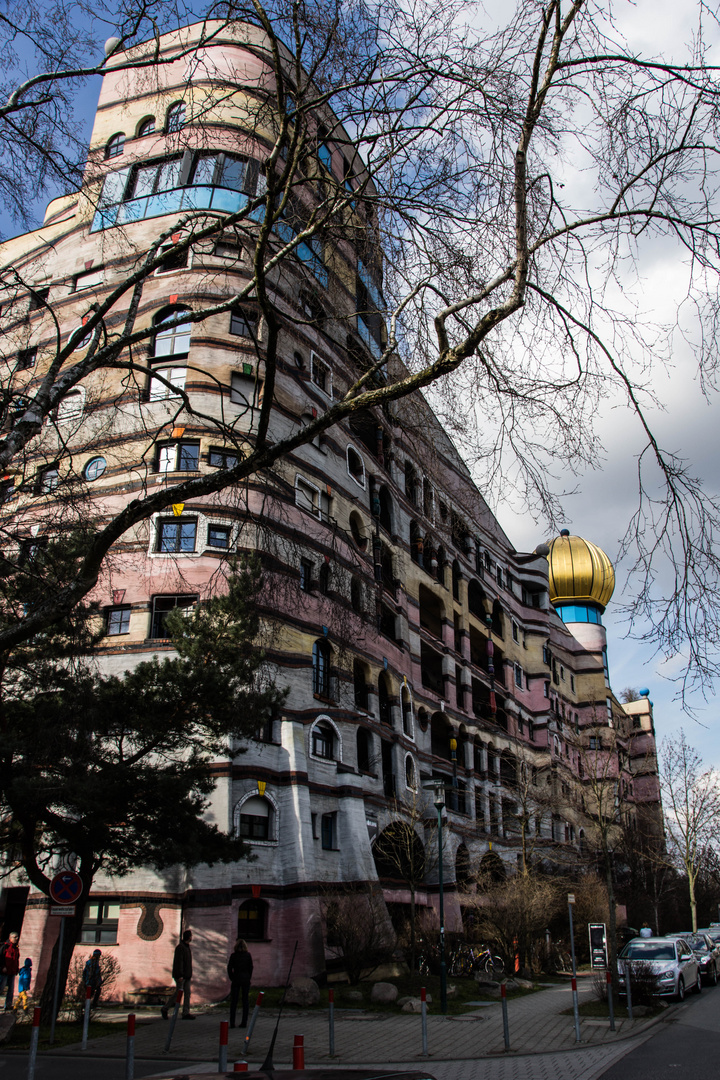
[
  {"x1": 3, "y1": 0, "x2": 720, "y2": 769},
  {"x1": 485, "y1": 0, "x2": 720, "y2": 771}
]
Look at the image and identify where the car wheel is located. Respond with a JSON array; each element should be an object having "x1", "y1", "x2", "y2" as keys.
[
  {"x1": 676, "y1": 976, "x2": 685, "y2": 1001},
  {"x1": 693, "y1": 971, "x2": 702, "y2": 994}
]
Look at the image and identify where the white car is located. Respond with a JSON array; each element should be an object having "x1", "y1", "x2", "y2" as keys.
[{"x1": 618, "y1": 936, "x2": 701, "y2": 1000}]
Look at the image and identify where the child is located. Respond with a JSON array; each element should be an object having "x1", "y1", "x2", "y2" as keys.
[{"x1": 14, "y1": 958, "x2": 31, "y2": 1012}]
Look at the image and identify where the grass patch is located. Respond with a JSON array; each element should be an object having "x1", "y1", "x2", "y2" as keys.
[{"x1": 8, "y1": 1019, "x2": 123, "y2": 1051}]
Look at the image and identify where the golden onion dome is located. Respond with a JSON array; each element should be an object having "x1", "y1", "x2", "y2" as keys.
[{"x1": 546, "y1": 530, "x2": 615, "y2": 611}]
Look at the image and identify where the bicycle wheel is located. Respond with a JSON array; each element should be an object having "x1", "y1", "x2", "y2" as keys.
[{"x1": 490, "y1": 955, "x2": 505, "y2": 974}]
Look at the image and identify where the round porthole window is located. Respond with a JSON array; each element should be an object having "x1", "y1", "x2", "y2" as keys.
[{"x1": 84, "y1": 456, "x2": 107, "y2": 481}]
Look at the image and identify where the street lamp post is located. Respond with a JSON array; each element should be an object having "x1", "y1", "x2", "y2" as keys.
[{"x1": 424, "y1": 780, "x2": 447, "y2": 1013}]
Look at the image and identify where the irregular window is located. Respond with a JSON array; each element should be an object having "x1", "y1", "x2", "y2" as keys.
[
  {"x1": 153, "y1": 309, "x2": 191, "y2": 357},
  {"x1": 166, "y1": 102, "x2": 186, "y2": 132},
  {"x1": 105, "y1": 133, "x2": 125, "y2": 159},
  {"x1": 157, "y1": 517, "x2": 197, "y2": 553},
  {"x1": 230, "y1": 308, "x2": 258, "y2": 338},
  {"x1": 150, "y1": 594, "x2": 197, "y2": 638},
  {"x1": 107, "y1": 607, "x2": 131, "y2": 635}
]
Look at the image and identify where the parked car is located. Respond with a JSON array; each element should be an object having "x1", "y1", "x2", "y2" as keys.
[
  {"x1": 618, "y1": 936, "x2": 701, "y2": 1000},
  {"x1": 666, "y1": 932, "x2": 720, "y2": 985},
  {"x1": 698, "y1": 927, "x2": 720, "y2": 946}
]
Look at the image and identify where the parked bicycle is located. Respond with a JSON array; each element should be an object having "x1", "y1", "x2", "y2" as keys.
[{"x1": 449, "y1": 944, "x2": 505, "y2": 977}]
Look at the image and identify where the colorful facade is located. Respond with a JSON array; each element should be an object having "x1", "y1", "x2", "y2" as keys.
[{"x1": 0, "y1": 22, "x2": 662, "y2": 1000}]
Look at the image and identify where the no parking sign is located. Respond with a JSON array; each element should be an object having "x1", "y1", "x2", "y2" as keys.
[{"x1": 49, "y1": 870, "x2": 83, "y2": 906}]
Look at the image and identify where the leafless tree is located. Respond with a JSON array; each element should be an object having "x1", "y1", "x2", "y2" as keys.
[
  {"x1": 322, "y1": 884, "x2": 395, "y2": 985},
  {"x1": 0, "y1": 0, "x2": 718, "y2": 698},
  {"x1": 658, "y1": 731, "x2": 720, "y2": 932},
  {"x1": 372, "y1": 788, "x2": 443, "y2": 974}
]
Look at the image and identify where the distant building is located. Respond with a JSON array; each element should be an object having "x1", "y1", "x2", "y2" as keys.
[{"x1": 0, "y1": 22, "x2": 662, "y2": 1000}]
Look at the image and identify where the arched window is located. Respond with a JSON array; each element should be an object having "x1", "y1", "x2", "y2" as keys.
[
  {"x1": 452, "y1": 559, "x2": 462, "y2": 601},
  {"x1": 347, "y1": 446, "x2": 365, "y2": 487},
  {"x1": 311, "y1": 717, "x2": 338, "y2": 760},
  {"x1": 468, "y1": 579, "x2": 487, "y2": 620},
  {"x1": 57, "y1": 389, "x2": 84, "y2": 423},
  {"x1": 357, "y1": 727, "x2": 372, "y2": 772},
  {"x1": 353, "y1": 659, "x2": 369, "y2": 710},
  {"x1": 137, "y1": 116, "x2": 155, "y2": 136},
  {"x1": 378, "y1": 673, "x2": 392, "y2": 725},
  {"x1": 349, "y1": 511, "x2": 367, "y2": 549},
  {"x1": 423, "y1": 477, "x2": 434, "y2": 519},
  {"x1": 105, "y1": 132, "x2": 125, "y2": 159},
  {"x1": 237, "y1": 795, "x2": 274, "y2": 841},
  {"x1": 410, "y1": 520, "x2": 423, "y2": 565},
  {"x1": 492, "y1": 599, "x2": 504, "y2": 637},
  {"x1": 431, "y1": 712, "x2": 452, "y2": 760},
  {"x1": 350, "y1": 577, "x2": 364, "y2": 616},
  {"x1": 238, "y1": 898, "x2": 267, "y2": 941},
  {"x1": 456, "y1": 843, "x2": 472, "y2": 887},
  {"x1": 378, "y1": 486, "x2": 393, "y2": 533},
  {"x1": 436, "y1": 546, "x2": 446, "y2": 584},
  {"x1": 312, "y1": 639, "x2": 331, "y2": 698},
  {"x1": 153, "y1": 307, "x2": 191, "y2": 357},
  {"x1": 166, "y1": 102, "x2": 186, "y2": 132},
  {"x1": 405, "y1": 753, "x2": 417, "y2": 791},
  {"x1": 404, "y1": 461, "x2": 418, "y2": 504},
  {"x1": 401, "y1": 685, "x2": 413, "y2": 737}
]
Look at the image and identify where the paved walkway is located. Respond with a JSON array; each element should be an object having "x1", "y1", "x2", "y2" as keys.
[{"x1": 31, "y1": 979, "x2": 669, "y2": 1080}]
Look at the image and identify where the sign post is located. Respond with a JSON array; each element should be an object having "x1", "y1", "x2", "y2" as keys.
[
  {"x1": 48, "y1": 871, "x2": 83, "y2": 1046},
  {"x1": 568, "y1": 893, "x2": 581, "y2": 1044}
]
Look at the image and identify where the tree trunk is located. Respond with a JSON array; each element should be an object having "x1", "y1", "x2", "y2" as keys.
[
  {"x1": 689, "y1": 872, "x2": 698, "y2": 932},
  {"x1": 410, "y1": 885, "x2": 417, "y2": 974},
  {"x1": 39, "y1": 905, "x2": 85, "y2": 1025},
  {"x1": 604, "y1": 844, "x2": 619, "y2": 993}
]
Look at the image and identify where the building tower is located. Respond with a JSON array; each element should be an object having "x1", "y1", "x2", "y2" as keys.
[{"x1": 0, "y1": 23, "x2": 664, "y2": 1000}]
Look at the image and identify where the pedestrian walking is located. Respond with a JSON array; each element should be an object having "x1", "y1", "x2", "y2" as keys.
[
  {"x1": 83, "y1": 949, "x2": 103, "y2": 1008},
  {"x1": 13, "y1": 958, "x2": 32, "y2": 1012},
  {"x1": 0, "y1": 933, "x2": 20, "y2": 1010},
  {"x1": 227, "y1": 938, "x2": 253, "y2": 1028},
  {"x1": 162, "y1": 929, "x2": 194, "y2": 1020}
]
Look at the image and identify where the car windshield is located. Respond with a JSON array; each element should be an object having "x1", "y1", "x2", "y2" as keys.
[
  {"x1": 687, "y1": 937, "x2": 709, "y2": 951},
  {"x1": 623, "y1": 943, "x2": 675, "y2": 960}
]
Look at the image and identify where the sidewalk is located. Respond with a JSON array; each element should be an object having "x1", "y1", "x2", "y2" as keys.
[{"x1": 36, "y1": 979, "x2": 667, "y2": 1079}]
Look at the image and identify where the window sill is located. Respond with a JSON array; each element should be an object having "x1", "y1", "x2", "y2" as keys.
[{"x1": 313, "y1": 694, "x2": 336, "y2": 705}]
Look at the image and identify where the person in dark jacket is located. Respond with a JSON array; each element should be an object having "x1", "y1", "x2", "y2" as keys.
[
  {"x1": 161, "y1": 929, "x2": 194, "y2": 1020},
  {"x1": 227, "y1": 938, "x2": 253, "y2": 1028},
  {"x1": 82, "y1": 949, "x2": 103, "y2": 1008},
  {"x1": 0, "y1": 933, "x2": 20, "y2": 1011}
]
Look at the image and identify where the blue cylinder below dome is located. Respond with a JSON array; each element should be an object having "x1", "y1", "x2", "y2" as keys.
[{"x1": 554, "y1": 602, "x2": 604, "y2": 625}]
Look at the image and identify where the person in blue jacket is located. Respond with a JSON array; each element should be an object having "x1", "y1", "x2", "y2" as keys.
[{"x1": 14, "y1": 958, "x2": 32, "y2": 1012}]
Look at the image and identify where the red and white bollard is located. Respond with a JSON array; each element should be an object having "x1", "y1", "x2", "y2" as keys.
[
  {"x1": 81, "y1": 984, "x2": 93, "y2": 1050},
  {"x1": 126, "y1": 1014, "x2": 136, "y2": 1080},
  {"x1": 292, "y1": 1034, "x2": 305, "y2": 1070},
  {"x1": 218, "y1": 1020, "x2": 229, "y2": 1073},
  {"x1": 500, "y1": 982, "x2": 510, "y2": 1051},
  {"x1": 571, "y1": 975, "x2": 581, "y2": 1042},
  {"x1": 27, "y1": 1007, "x2": 41, "y2": 1080}
]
